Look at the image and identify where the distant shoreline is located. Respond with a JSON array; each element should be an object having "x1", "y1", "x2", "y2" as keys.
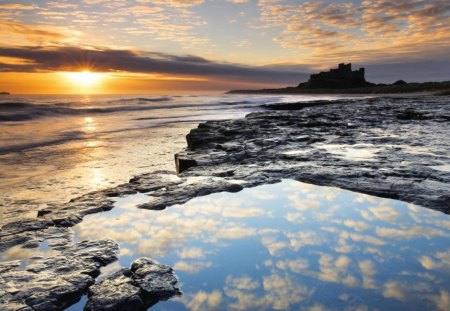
[{"x1": 227, "y1": 80, "x2": 450, "y2": 95}]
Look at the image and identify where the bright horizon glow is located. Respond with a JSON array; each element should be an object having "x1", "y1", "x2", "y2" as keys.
[
  {"x1": 64, "y1": 71, "x2": 103, "y2": 87},
  {"x1": 1, "y1": 0, "x2": 449, "y2": 94}
]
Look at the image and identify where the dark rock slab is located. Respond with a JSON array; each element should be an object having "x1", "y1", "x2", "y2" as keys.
[
  {"x1": 176, "y1": 96, "x2": 450, "y2": 213},
  {"x1": 174, "y1": 154, "x2": 197, "y2": 173},
  {"x1": 84, "y1": 258, "x2": 180, "y2": 311},
  {"x1": 0, "y1": 239, "x2": 118, "y2": 311},
  {"x1": 137, "y1": 178, "x2": 243, "y2": 210}
]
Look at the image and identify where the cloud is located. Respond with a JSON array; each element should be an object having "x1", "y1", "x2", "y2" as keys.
[
  {"x1": 180, "y1": 290, "x2": 223, "y2": 311},
  {"x1": 137, "y1": 0, "x2": 204, "y2": 7},
  {"x1": 261, "y1": 236, "x2": 288, "y2": 256},
  {"x1": 48, "y1": 2, "x2": 78, "y2": 9},
  {"x1": 368, "y1": 205, "x2": 402, "y2": 222},
  {"x1": 287, "y1": 230, "x2": 324, "y2": 251},
  {"x1": 419, "y1": 256, "x2": 443, "y2": 270},
  {"x1": 317, "y1": 253, "x2": 358, "y2": 287},
  {"x1": 275, "y1": 258, "x2": 309, "y2": 273},
  {"x1": 343, "y1": 220, "x2": 370, "y2": 232},
  {"x1": 83, "y1": 0, "x2": 110, "y2": 4},
  {"x1": 262, "y1": 272, "x2": 313, "y2": 309},
  {"x1": 375, "y1": 226, "x2": 449, "y2": 240},
  {"x1": 0, "y1": 45, "x2": 307, "y2": 84},
  {"x1": 225, "y1": 275, "x2": 260, "y2": 291},
  {"x1": 216, "y1": 226, "x2": 257, "y2": 239},
  {"x1": 0, "y1": 22, "x2": 74, "y2": 43},
  {"x1": 383, "y1": 281, "x2": 407, "y2": 300},
  {"x1": 418, "y1": 249, "x2": 450, "y2": 271},
  {"x1": 173, "y1": 260, "x2": 212, "y2": 273},
  {"x1": 178, "y1": 246, "x2": 206, "y2": 259},
  {"x1": 127, "y1": 5, "x2": 164, "y2": 15},
  {"x1": 430, "y1": 290, "x2": 450, "y2": 311},
  {"x1": 222, "y1": 206, "x2": 266, "y2": 218},
  {"x1": 0, "y1": 4, "x2": 35, "y2": 10},
  {"x1": 358, "y1": 260, "x2": 377, "y2": 289},
  {"x1": 340, "y1": 230, "x2": 386, "y2": 246},
  {"x1": 257, "y1": 0, "x2": 450, "y2": 65},
  {"x1": 288, "y1": 194, "x2": 321, "y2": 211},
  {"x1": 224, "y1": 271, "x2": 313, "y2": 310}
]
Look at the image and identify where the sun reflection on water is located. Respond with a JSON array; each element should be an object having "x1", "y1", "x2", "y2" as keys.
[{"x1": 82, "y1": 117, "x2": 96, "y2": 132}]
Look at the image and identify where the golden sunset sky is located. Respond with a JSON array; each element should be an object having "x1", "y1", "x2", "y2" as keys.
[{"x1": 1, "y1": 0, "x2": 449, "y2": 94}]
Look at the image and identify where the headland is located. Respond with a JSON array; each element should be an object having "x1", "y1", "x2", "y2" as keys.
[{"x1": 228, "y1": 63, "x2": 450, "y2": 95}]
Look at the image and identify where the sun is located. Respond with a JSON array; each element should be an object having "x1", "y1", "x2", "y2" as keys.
[{"x1": 64, "y1": 70, "x2": 102, "y2": 86}]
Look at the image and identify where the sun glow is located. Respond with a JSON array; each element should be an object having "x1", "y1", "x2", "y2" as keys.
[{"x1": 64, "y1": 70, "x2": 103, "y2": 86}]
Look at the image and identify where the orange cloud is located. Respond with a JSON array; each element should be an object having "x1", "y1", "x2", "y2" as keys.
[
  {"x1": 0, "y1": 3, "x2": 35, "y2": 10},
  {"x1": 258, "y1": 0, "x2": 450, "y2": 65},
  {"x1": 0, "y1": 22, "x2": 80, "y2": 46},
  {"x1": 136, "y1": 0, "x2": 204, "y2": 7}
]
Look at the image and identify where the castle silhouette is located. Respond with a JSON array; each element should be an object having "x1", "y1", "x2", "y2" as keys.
[{"x1": 299, "y1": 63, "x2": 373, "y2": 89}]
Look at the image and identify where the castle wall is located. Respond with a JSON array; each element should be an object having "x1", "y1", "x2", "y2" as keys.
[{"x1": 309, "y1": 63, "x2": 365, "y2": 82}]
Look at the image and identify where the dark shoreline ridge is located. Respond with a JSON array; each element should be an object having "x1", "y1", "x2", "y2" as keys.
[
  {"x1": 227, "y1": 63, "x2": 450, "y2": 94},
  {"x1": 1, "y1": 96, "x2": 449, "y2": 310}
]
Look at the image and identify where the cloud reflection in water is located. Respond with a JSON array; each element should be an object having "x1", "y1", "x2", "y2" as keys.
[{"x1": 73, "y1": 180, "x2": 450, "y2": 310}]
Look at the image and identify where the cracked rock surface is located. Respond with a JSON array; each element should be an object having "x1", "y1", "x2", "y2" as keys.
[
  {"x1": 176, "y1": 96, "x2": 450, "y2": 212},
  {"x1": 84, "y1": 258, "x2": 180, "y2": 311},
  {"x1": 0, "y1": 239, "x2": 118, "y2": 311}
]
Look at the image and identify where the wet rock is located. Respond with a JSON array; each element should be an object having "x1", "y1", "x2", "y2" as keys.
[
  {"x1": 175, "y1": 97, "x2": 450, "y2": 213},
  {"x1": 84, "y1": 258, "x2": 180, "y2": 311},
  {"x1": 175, "y1": 154, "x2": 197, "y2": 174},
  {"x1": 0, "y1": 239, "x2": 118, "y2": 311},
  {"x1": 128, "y1": 171, "x2": 184, "y2": 193},
  {"x1": 137, "y1": 178, "x2": 243, "y2": 210},
  {"x1": 397, "y1": 108, "x2": 429, "y2": 120}
]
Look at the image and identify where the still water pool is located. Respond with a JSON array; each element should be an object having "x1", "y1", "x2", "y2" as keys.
[{"x1": 71, "y1": 180, "x2": 450, "y2": 310}]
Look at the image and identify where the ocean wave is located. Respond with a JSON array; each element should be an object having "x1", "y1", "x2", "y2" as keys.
[
  {"x1": 101, "y1": 96, "x2": 173, "y2": 106},
  {"x1": 0, "y1": 99, "x2": 257, "y2": 122},
  {"x1": 134, "y1": 97, "x2": 172, "y2": 102},
  {"x1": 0, "y1": 102, "x2": 36, "y2": 109},
  {"x1": 0, "y1": 131, "x2": 87, "y2": 154}
]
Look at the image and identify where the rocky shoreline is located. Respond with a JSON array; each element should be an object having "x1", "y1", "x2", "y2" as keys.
[
  {"x1": 1, "y1": 95, "x2": 449, "y2": 310},
  {"x1": 176, "y1": 96, "x2": 449, "y2": 212}
]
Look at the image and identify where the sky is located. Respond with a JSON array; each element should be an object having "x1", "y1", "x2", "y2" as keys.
[{"x1": 0, "y1": 0, "x2": 449, "y2": 94}]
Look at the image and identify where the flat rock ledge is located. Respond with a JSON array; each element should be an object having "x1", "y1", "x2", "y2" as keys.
[
  {"x1": 176, "y1": 96, "x2": 450, "y2": 213},
  {"x1": 85, "y1": 257, "x2": 181, "y2": 311},
  {"x1": 0, "y1": 239, "x2": 118, "y2": 311}
]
